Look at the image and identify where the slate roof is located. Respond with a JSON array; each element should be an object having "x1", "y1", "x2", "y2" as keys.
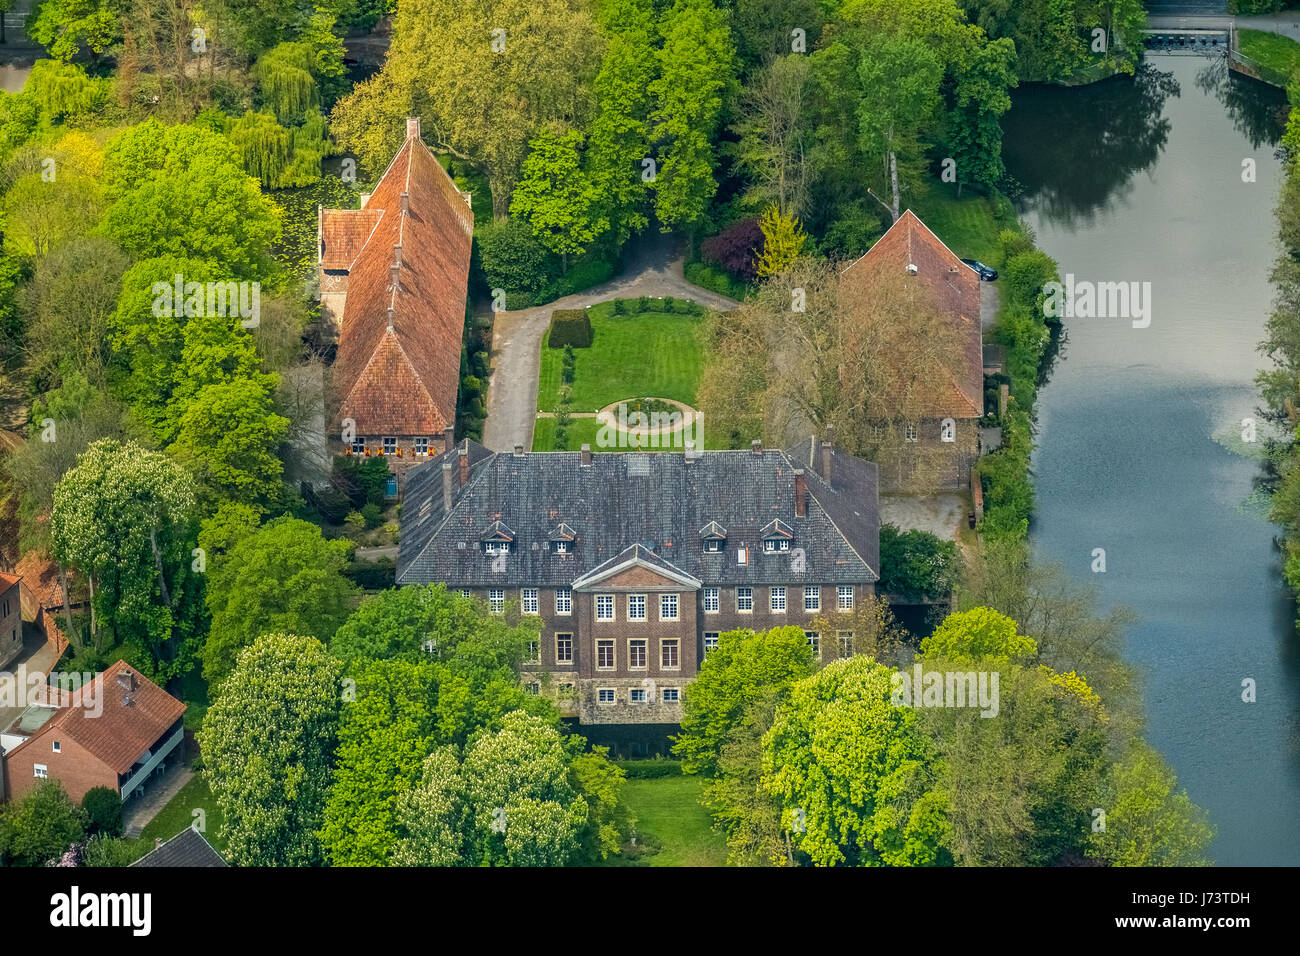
[
  {"x1": 323, "y1": 119, "x2": 474, "y2": 437},
  {"x1": 840, "y1": 210, "x2": 983, "y2": 419},
  {"x1": 130, "y1": 826, "x2": 227, "y2": 868},
  {"x1": 398, "y1": 441, "x2": 879, "y2": 588},
  {"x1": 5, "y1": 661, "x2": 185, "y2": 774}
]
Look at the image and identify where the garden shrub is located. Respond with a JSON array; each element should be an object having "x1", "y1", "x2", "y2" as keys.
[{"x1": 700, "y1": 217, "x2": 763, "y2": 281}]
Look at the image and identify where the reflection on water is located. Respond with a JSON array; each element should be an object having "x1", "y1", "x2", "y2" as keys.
[{"x1": 1003, "y1": 56, "x2": 1300, "y2": 865}]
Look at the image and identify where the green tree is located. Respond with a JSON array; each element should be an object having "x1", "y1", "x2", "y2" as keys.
[
  {"x1": 2, "y1": 779, "x2": 86, "y2": 866},
  {"x1": 947, "y1": 37, "x2": 1018, "y2": 193},
  {"x1": 754, "y1": 204, "x2": 806, "y2": 278},
  {"x1": 202, "y1": 516, "x2": 356, "y2": 689},
  {"x1": 28, "y1": 0, "x2": 121, "y2": 63},
  {"x1": 648, "y1": 0, "x2": 737, "y2": 231},
  {"x1": 200, "y1": 632, "x2": 343, "y2": 866},
  {"x1": 50, "y1": 438, "x2": 204, "y2": 677},
  {"x1": 920, "y1": 606, "x2": 1037, "y2": 664},
  {"x1": 878, "y1": 523, "x2": 961, "y2": 601},
  {"x1": 510, "y1": 128, "x2": 606, "y2": 268},
  {"x1": 80, "y1": 786, "x2": 123, "y2": 837},
  {"x1": 762, "y1": 656, "x2": 951, "y2": 866}
]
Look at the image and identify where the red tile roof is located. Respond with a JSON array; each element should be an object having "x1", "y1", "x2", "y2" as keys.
[
  {"x1": 9, "y1": 551, "x2": 67, "y2": 609},
  {"x1": 841, "y1": 210, "x2": 984, "y2": 419},
  {"x1": 323, "y1": 122, "x2": 474, "y2": 437},
  {"x1": 33, "y1": 661, "x2": 185, "y2": 775},
  {"x1": 0, "y1": 570, "x2": 17, "y2": 598}
]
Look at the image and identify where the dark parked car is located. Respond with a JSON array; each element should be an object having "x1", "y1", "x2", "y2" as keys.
[{"x1": 960, "y1": 258, "x2": 997, "y2": 281}]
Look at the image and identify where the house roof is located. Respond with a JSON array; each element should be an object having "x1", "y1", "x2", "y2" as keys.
[
  {"x1": 572, "y1": 543, "x2": 703, "y2": 591},
  {"x1": 0, "y1": 570, "x2": 17, "y2": 598},
  {"x1": 324, "y1": 120, "x2": 474, "y2": 437},
  {"x1": 397, "y1": 441, "x2": 879, "y2": 588},
  {"x1": 8, "y1": 552, "x2": 67, "y2": 609},
  {"x1": 130, "y1": 826, "x2": 227, "y2": 868},
  {"x1": 6, "y1": 661, "x2": 185, "y2": 775},
  {"x1": 841, "y1": 209, "x2": 984, "y2": 419}
]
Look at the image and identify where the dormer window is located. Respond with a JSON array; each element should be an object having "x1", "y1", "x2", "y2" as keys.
[
  {"x1": 761, "y1": 519, "x2": 794, "y2": 554},
  {"x1": 548, "y1": 522, "x2": 576, "y2": 555},
  {"x1": 700, "y1": 520, "x2": 727, "y2": 553},
  {"x1": 480, "y1": 520, "x2": 515, "y2": 555}
]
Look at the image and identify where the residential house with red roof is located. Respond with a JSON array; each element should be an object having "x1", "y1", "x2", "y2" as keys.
[
  {"x1": 319, "y1": 117, "x2": 474, "y2": 495},
  {"x1": 1, "y1": 661, "x2": 185, "y2": 804},
  {"x1": 840, "y1": 210, "x2": 985, "y2": 491}
]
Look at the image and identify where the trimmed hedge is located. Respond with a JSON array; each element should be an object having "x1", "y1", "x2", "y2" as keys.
[
  {"x1": 614, "y1": 758, "x2": 683, "y2": 779},
  {"x1": 345, "y1": 557, "x2": 396, "y2": 590},
  {"x1": 548, "y1": 309, "x2": 594, "y2": 348}
]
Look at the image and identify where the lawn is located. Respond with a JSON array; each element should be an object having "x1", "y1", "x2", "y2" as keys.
[
  {"x1": 606, "y1": 774, "x2": 729, "y2": 867},
  {"x1": 123, "y1": 772, "x2": 226, "y2": 862},
  {"x1": 536, "y1": 300, "x2": 705, "y2": 414},
  {"x1": 532, "y1": 416, "x2": 603, "y2": 452},
  {"x1": 1238, "y1": 29, "x2": 1300, "y2": 86},
  {"x1": 906, "y1": 179, "x2": 1017, "y2": 269}
]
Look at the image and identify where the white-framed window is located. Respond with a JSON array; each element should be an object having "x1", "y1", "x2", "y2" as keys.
[
  {"x1": 661, "y1": 639, "x2": 679, "y2": 668},
  {"x1": 596, "y1": 594, "x2": 615, "y2": 621},
  {"x1": 704, "y1": 633, "x2": 719, "y2": 653},
  {"x1": 521, "y1": 588, "x2": 538, "y2": 615},
  {"x1": 737, "y1": 547, "x2": 749, "y2": 565},
  {"x1": 553, "y1": 540, "x2": 570, "y2": 554},
  {"x1": 837, "y1": 630, "x2": 854, "y2": 658},
  {"x1": 629, "y1": 639, "x2": 647, "y2": 669},
  {"x1": 704, "y1": 539, "x2": 723, "y2": 553},
  {"x1": 764, "y1": 538, "x2": 791, "y2": 554},
  {"x1": 662, "y1": 688, "x2": 680, "y2": 702},
  {"x1": 770, "y1": 586, "x2": 786, "y2": 612},
  {"x1": 703, "y1": 587, "x2": 719, "y2": 613},
  {"x1": 805, "y1": 631, "x2": 820, "y2": 657},
  {"x1": 525, "y1": 682, "x2": 540, "y2": 695},
  {"x1": 628, "y1": 594, "x2": 647, "y2": 621},
  {"x1": 52, "y1": 741, "x2": 60, "y2": 754},
  {"x1": 838, "y1": 585, "x2": 854, "y2": 610},
  {"x1": 459, "y1": 589, "x2": 471, "y2": 599},
  {"x1": 526, "y1": 640, "x2": 540, "y2": 664},
  {"x1": 597, "y1": 640, "x2": 615, "y2": 669},
  {"x1": 383, "y1": 436, "x2": 397, "y2": 455},
  {"x1": 556, "y1": 633, "x2": 573, "y2": 663},
  {"x1": 630, "y1": 688, "x2": 648, "y2": 703},
  {"x1": 737, "y1": 587, "x2": 753, "y2": 612},
  {"x1": 905, "y1": 424, "x2": 918, "y2": 443},
  {"x1": 352, "y1": 439, "x2": 365, "y2": 454},
  {"x1": 804, "y1": 586, "x2": 820, "y2": 612},
  {"x1": 484, "y1": 541, "x2": 510, "y2": 556},
  {"x1": 415, "y1": 437, "x2": 429, "y2": 456},
  {"x1": 34, "y1": 764, "x2": 47, "y2": 779},
  {"x1": 488, "y1": 588, "x2": 504, "y2": 613},
  {"x1": 660, "y1": 593, "x2": 679, "y2": 621},
  {"x1": 597, "y1": 688, "x2": 615, "y2": 705},
  {"x1": 555, "y1": 587, "x2": 572, "y2": 615}
]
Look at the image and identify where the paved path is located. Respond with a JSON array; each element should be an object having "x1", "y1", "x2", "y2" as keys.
[
  {"x1": 980, "y1": 281, "x2": 1000, "y2": 331},
  {"x1": 482, "y1": 233, "x2": 738, "y2": 453},
  {"x1": 123, "y1": 763, "x2": 194, "y2": 838}
]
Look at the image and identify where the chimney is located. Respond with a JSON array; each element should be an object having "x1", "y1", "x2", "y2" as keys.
[
  {"x1": 386, "y1": 306, "x2": 394, "y2": 332},
  {"x1": 463, "y1": 191, "x2": 472, "y2": 208},
  {"x1": 360, "y1": 192, "x2": 371, "y2": 208},
  {"x1": 794, "y1": 469, "x2": 807, "y2": 518},
  {"x1": 514, "y1": 443, "x2": 524, "y2": 457},
  {"x1": 821, "y1": 426, "x2": 834, "y2": 487},
  {"x1": 390, "y1": 262, "x2": 400, "y2": 289},
  {"x1": 393, "y1": 244, "x2": 403, "y2": 267},
  {"x1": 684, "y1": 440, "x2": 695, "y2": 463},
  {"x1": 751, "y1": 439, "x2": 762, "y2": 455},
  {"x1": 406, "y1": 116, "x2": 421, "y2": 140},
  {"x1": 442, "y1": 461, "x2": 454, "y2": 513},
  {"x1": 400, "y1": 191, "x2": 410, "y2": 214},
  {"x1": 581, "y1": 443, "x2": 592, "y2": 466},
  {"x1": 443, "y1": 426, "x2": 454, "y2": 450},
  {"x1": 155, "y1": 838, "x2": 163, "y2": 850},
  {"x1": 459, "y1": 443, "x2": 469, "y2": 485},
  {"x1": 905, "y1": 263, "x2": 918, "y2": 275}
]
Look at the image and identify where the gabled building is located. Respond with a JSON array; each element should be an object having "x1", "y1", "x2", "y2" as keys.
[
  {"x1": 840, "y1": 209, "x2": 985, "y2": 491},
  {"x1": 397, "y1": 437, "x2": 880, "y2": 732},
  {"x1": 1, "y1": 661, "x2": 185, "y2": 804},
  {"x1": 131, "y1": 825, "x2": 227, "y2": 868},
  {"x1": 0, "y1": 572, "x2": 21, "y2": 671},
  {"x1": 319, "y1": 117, "x2": 474, "y2": 492}
]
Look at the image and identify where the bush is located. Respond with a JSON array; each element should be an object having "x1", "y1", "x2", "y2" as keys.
[
  {"x1": 614, "y1": 758, "x2": 683, "y2": 779},
  {"x1": 476, "y1": 216, "x2": 557, "y2": 304},
  {"x1": 561, "y1": 345, "x2": 576, "y2": 384},
  {"x1": 878, "y1": 524, "x2": 961, "y2": 601},
  {"x1": 83, "y1": 835, "x2": 140, "y2": 867},
  {"x1": 536, "y1": 250, "x2": 620, "y2": 303},
  {"x1": 548, "y1": 309, "x2": 594, "y2": 348},
  {"x1": 700, "y1": 218, "x2": 764, "y2": 282},
  {"x1": 360, "y1": 502, "x2": 383, "y2": 529},
  {"x1": 344, "y1": 511, "x2": 366, "y2": 539},
  {"x1": 684, "y1": 261, "x2": 748, "y2": 301},
  {"x1": 1003, "y1": 249, "x2": 1060, "y2": 313},
  {"x1": 612, "y1": 298, "x2": 626, "y2": 315},
  {"x1": 344, "y1": 557, "x2": 396, "y2": 589},
  {"x1": 81, "y1": 786, "x2": 123, "y2": 838}
]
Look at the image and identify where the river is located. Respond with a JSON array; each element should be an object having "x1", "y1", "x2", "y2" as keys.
[{"x1": 1002, "y1": 54, "x2": 1300, "y2": 865}]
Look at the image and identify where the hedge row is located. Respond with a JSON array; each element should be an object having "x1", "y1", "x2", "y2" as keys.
[{"x1": 548, "y1": 309, "x2": 594, "y2": 348}]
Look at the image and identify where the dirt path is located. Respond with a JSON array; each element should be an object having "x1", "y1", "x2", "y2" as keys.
[{"x1": 481, "y1": 233, "x2": 738, "y2": 453}]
